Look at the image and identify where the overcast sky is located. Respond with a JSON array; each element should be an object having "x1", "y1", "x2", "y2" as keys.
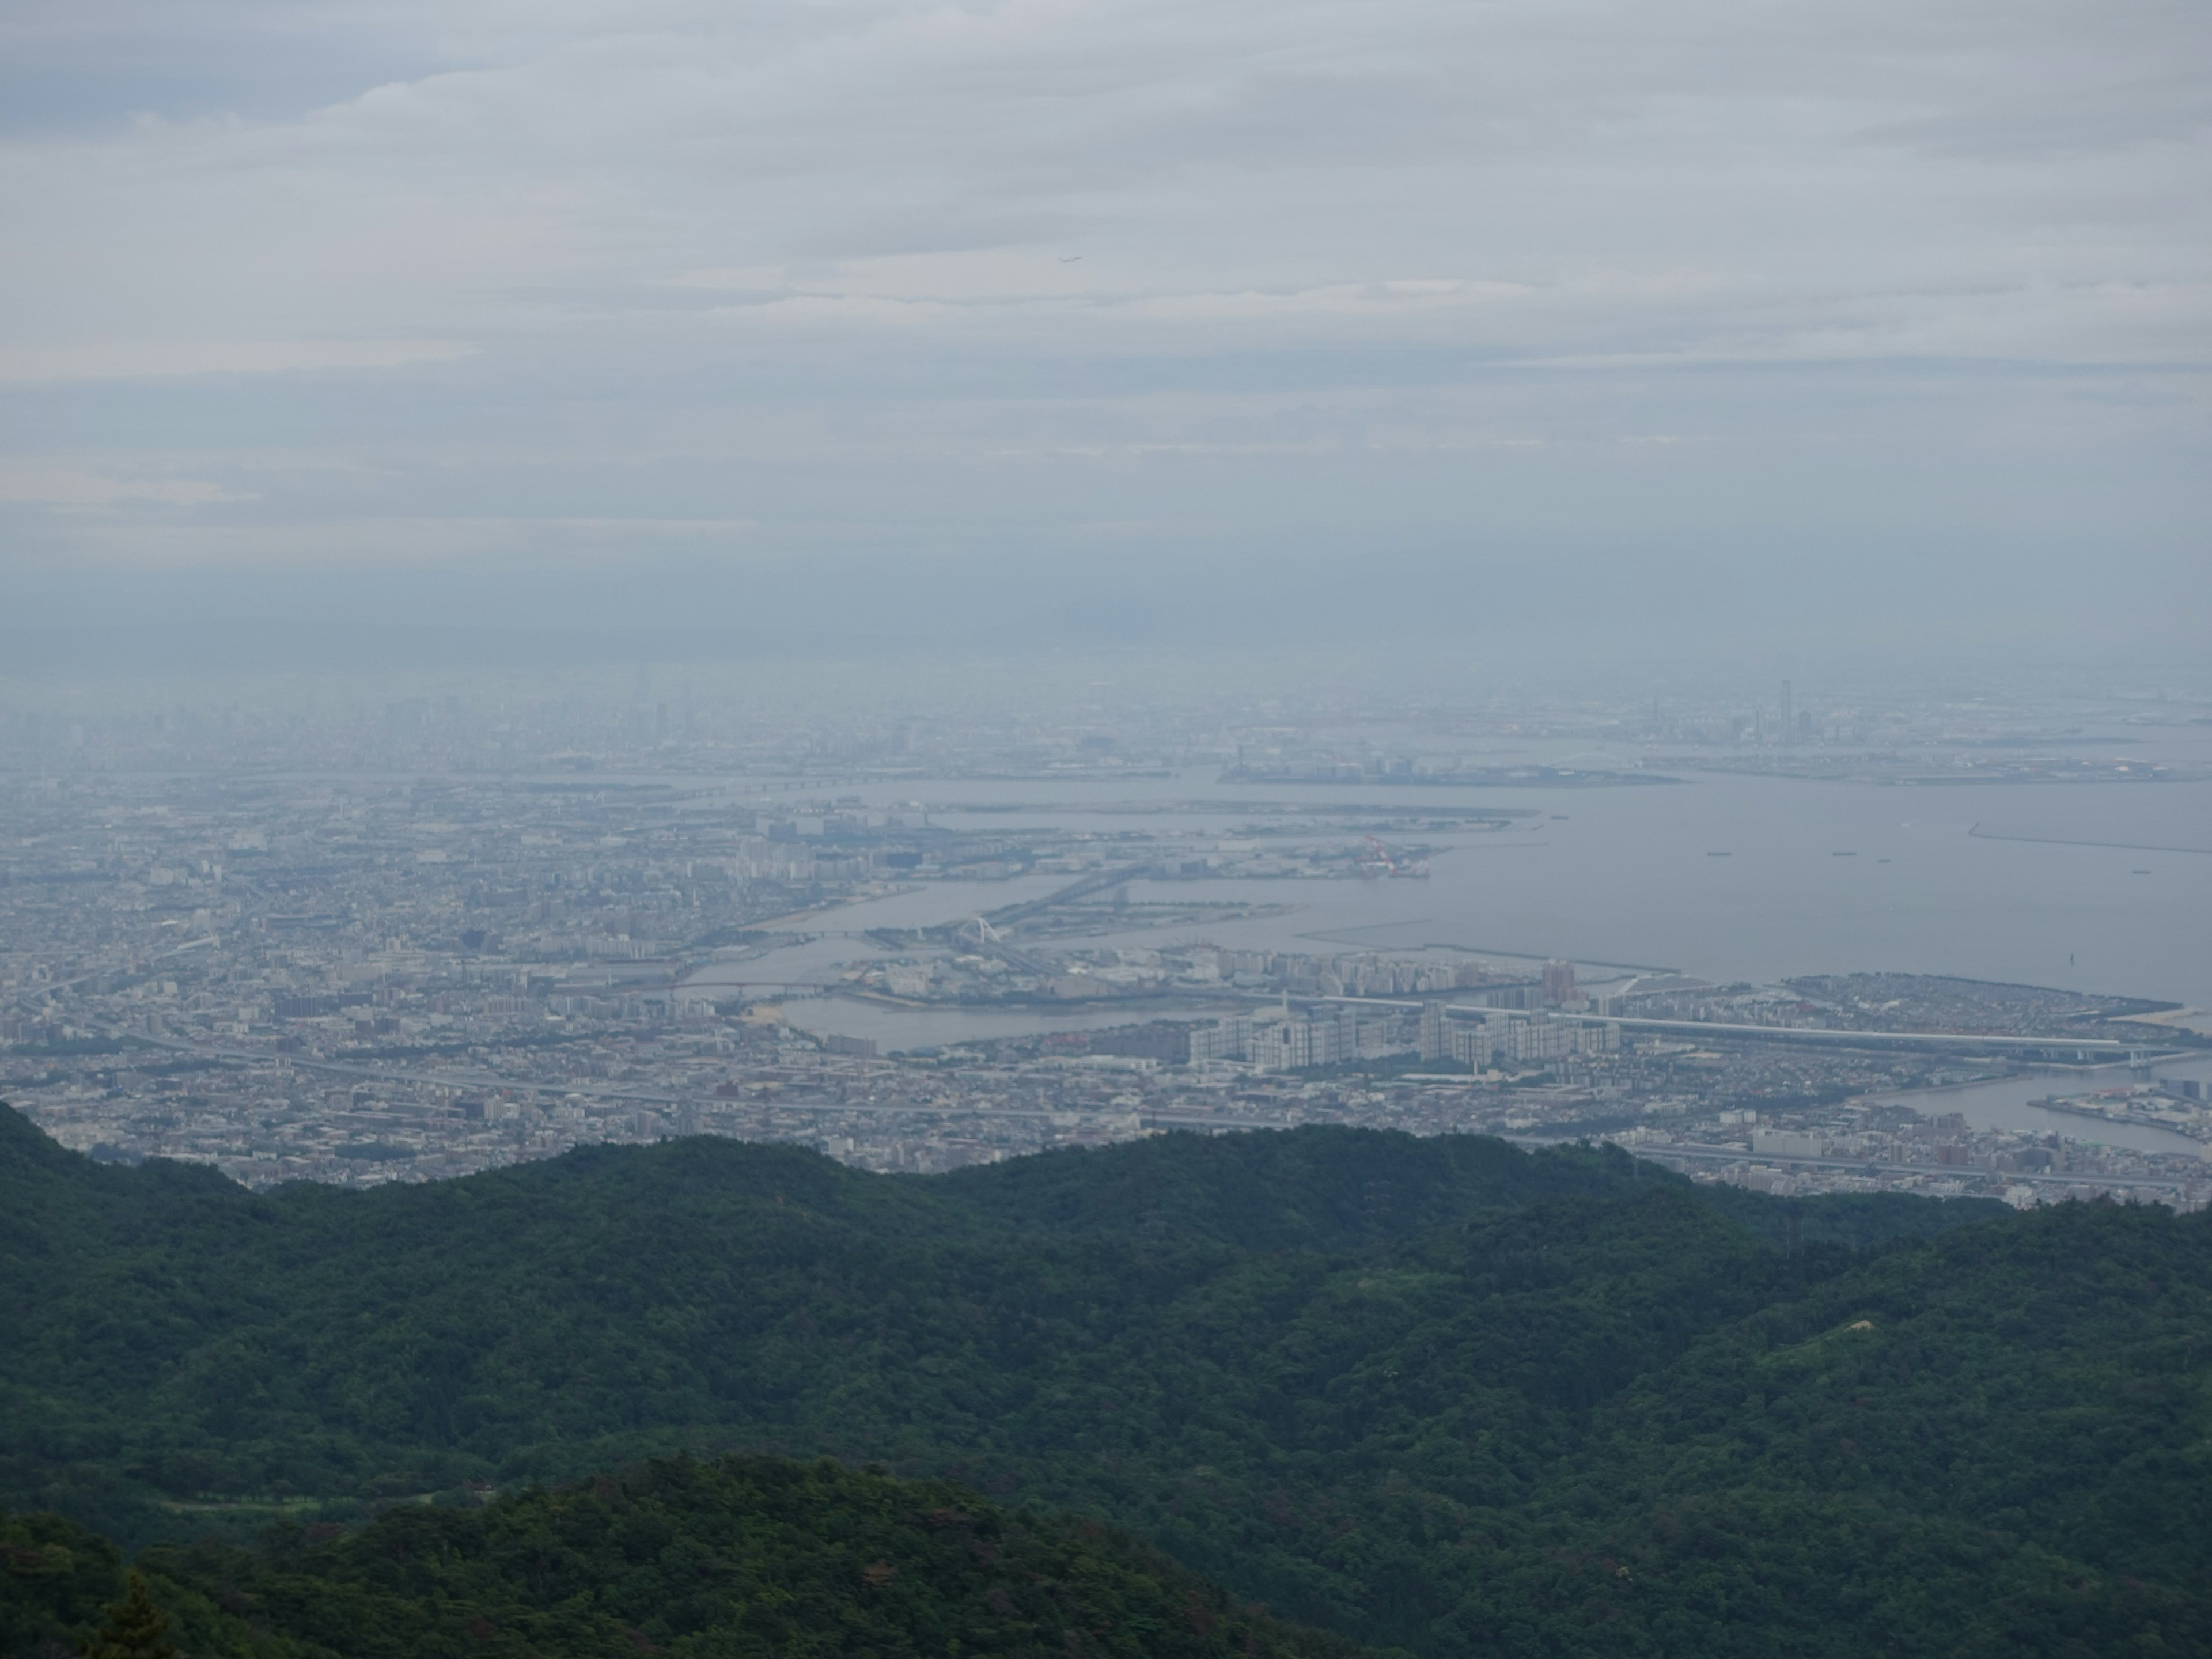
[{"x1": 1, "y1": 0, "x2": 2206, "y2": 670}]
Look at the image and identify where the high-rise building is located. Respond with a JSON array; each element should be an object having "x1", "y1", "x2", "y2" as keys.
[
  {"x1": 1780, "y1": 680, "x2": 1793, "y2": 745},
  {"x1": 1454, "y1": 1012, "x2": 1619, "y2": 1067},
  {"x1": 1187, "y1": 1016, "x2": 1252, "y2": 1063},
  {"x1": 1248, "y1": 1012, "x2": 1349, "y2": 1072},
  {"x1": 1449, "y1": 1016, "x2": 1497, "y2": 1070},
  {"x1": 1541, "y1": 959, "x2": 1577, "y2": 1006}
]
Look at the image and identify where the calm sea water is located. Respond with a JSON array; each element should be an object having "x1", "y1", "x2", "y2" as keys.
[
  {"x1": 686, "y1": 740, "x2": 2212, "y2": 1118},
  {"x1": 1865, "y1": 1052, "x2": 2212, "y2": 1158}
]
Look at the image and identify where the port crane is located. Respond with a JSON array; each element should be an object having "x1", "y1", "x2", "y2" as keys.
[{"x1": 1357, "y1": 836, "x2": 1430, "y2": 878}]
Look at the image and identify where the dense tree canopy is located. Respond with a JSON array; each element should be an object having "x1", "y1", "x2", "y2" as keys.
[
  {"x1": 2, "y1": 1103, "x2": 2205, "y2": 1656},
  {"x1": 5, "y1": 1456, "x2": 1387, "y2": 1659}
]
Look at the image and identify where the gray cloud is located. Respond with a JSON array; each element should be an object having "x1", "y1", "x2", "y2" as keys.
[{"x1": 0, "y1": 0, "x2": 2205, "y2": 667}]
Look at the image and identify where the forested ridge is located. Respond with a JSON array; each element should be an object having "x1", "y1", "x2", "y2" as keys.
[
  {"x1": 4, "y1": 1453, "x2": 1384, "y2": 1658},
  {"x1": 3, "y1": 1101, "x2": 2207, "y2": 1656}
]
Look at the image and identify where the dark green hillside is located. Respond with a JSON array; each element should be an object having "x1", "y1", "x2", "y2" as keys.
[
  {"x1": 1584, "y1": 1199, "x2": 2212, "y2": 1580},
  {"x1": 0, "y1": 1112, "x2": 1677, "y2": 1529},
  {"x1": 5, "y1": 1455, "x2": 1387, "y2": 1659},
  {"x1": 1, "y1": 1504, "x2": 272, "y2": 1659},
  {"x1": 3, "y1": 1103, "x2": 2207, "y2": 1656},
  {"x1": 932, "y1": 1127, "x2": 1662, "y2": 1249},
  {"x1": 1308, "y1": 1198, "x2": 2212, "y2": 1654},
  {"x1": 1694, "y1": 1181, "x2": 2008, "y2": 1248}
]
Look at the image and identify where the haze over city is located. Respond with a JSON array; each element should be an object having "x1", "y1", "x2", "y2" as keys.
[{"x1": 3, "y1": 3, "x2": 2210, "y2": 1656}]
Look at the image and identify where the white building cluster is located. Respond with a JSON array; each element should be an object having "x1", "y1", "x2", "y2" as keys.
[{"x1": 1181, "y1": 1004, "x2": 1622, "y2": 1073}]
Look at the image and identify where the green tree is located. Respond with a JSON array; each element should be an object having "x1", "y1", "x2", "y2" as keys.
[{"x1": 79, "y1": 1572, "x2": 176, "y2": 1659}]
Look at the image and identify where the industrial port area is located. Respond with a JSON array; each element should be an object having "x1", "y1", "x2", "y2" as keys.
[{"x1": 5, "y1": 677, "x2": 2207, "y2": 1211}]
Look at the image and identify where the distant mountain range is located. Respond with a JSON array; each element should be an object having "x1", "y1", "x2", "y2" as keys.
[{"x1": 3, "y1": 1105, "x2": 2206, "y2": 1656}]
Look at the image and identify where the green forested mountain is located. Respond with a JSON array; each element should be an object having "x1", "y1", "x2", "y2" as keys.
[
  {"x1": 4, "y1": 1454, "x2": 1384, "y2": 1659},
  {"x1": 3, "y1": 1102, "x2": 2206, "y2": 1656}
]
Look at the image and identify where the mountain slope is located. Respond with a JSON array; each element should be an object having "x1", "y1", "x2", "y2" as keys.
[
  {"x1": 3, "y1": 1104, "x2": 2206, "y2": 1656},
  {"x1": 931, "y1": 1127, "x2": 1664, "y2": 1249},
  {"x1": 5, "y1": 1454, "x2": 1390, "y2": 1659},
  {"x1": 1330, "y1": 1199, "x2": 2212, "y2": 1654}
]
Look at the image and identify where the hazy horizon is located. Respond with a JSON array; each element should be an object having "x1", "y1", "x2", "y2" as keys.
[
  {"x1": 2, "y1": 0, "x2": 2206, "y2": 686},
  {"x1": 5, "y1": 9, "x2": 2211, "y2": 1647}
]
